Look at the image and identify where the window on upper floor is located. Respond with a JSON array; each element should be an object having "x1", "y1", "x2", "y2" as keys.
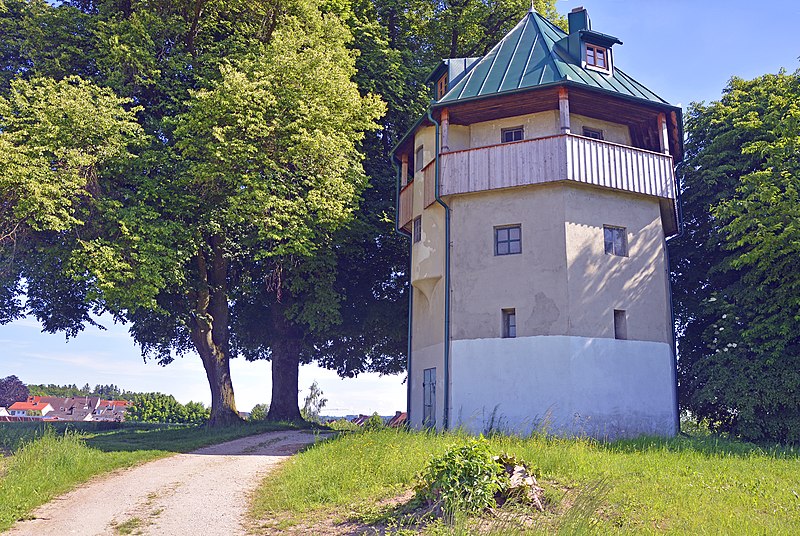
[
  {"x1": 614, "y1": 309, "x2": 627, "y2": 340},
  {"x1": 503, "y1": 309, "x2": 517, "y2": 338},
  {"x1": 604, "y1": 225, "x2": 627, "y2": 256},
  {"x1": 437, "y1": 74, "x2": 449, "y2": 99},
  {"x1": 413, "y1": 216, "x2": 422, "y2": 243},
  {"x1": 582, "y1": 127, "x2": 604, "y2": 140},
  {"x1": 501, "y1": 126, "x2": 524, "y2": 143},
  {"x1": 495, "y1": 225, "x2": 521, "y2": 256},
  {"x1": 586, "y1": 43, "x2": 608, "y2": 70},
  {"x1": 415, "y1": 146, "x2": 424, "y2": 172}
]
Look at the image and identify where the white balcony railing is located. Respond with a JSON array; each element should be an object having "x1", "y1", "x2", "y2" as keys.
[{"x1": 439, "y1": 134, "x2": 676, "y2": 200}]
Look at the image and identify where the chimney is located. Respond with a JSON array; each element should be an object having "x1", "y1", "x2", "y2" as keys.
[{"x1": 568, "y1": 6, "x2": 591, "y2": 34}]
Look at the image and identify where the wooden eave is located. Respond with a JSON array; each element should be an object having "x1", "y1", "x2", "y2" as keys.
[{"x1": 430, "y1": 83, "x2": 683, "y2": 161}]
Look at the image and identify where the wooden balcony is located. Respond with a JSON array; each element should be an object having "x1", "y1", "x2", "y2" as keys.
[
  {"x1": 398, "y1": 161, "x2": 438, "y2": 232},
  {"x1": 439, "y1": 134, "x2": 676, "y2": 200},
  {"x1": 399, "y1": 181, "x2": 413, "y2": 231}
]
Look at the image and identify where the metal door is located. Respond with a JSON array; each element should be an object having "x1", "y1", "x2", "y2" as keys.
[{"x1": 423, "y1": 367, "x2": 436, "y2": 428}]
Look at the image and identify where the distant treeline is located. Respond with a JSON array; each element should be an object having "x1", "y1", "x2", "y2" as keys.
[{"x1": 27, "y1": 383, "x2": 132, "y2": 400}]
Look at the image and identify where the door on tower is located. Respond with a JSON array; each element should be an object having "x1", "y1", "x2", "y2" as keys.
[{"x1": 423, "y1": 367, "x2": 436, "y2": 428}]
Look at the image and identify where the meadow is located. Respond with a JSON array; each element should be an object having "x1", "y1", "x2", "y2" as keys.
[
  {"x1": 251, "y1": 428, "x2": 800, "y2": 535},
  {"x1": 0, "y1": 420, "x2": 301, "y2": 531}
]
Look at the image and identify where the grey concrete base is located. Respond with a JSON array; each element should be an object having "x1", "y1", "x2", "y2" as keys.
[{"x1": 448, "y1": 335, "x2": 677, "y2": 439}]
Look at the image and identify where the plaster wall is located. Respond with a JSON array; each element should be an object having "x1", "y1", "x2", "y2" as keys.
[
  {"x1": 449, "y1": 185, "x2": 569, "y2": 340},
  {"x1": 450, "y1": 335, "x2": 677, "y2": 438},
  {"x1": 564, "y1": 185, "x2": 671, "y2": 343},
  {"x1": 447, "y1": 125, "x2": 471, "y2": 152},
  {"x1": 469, "y1": 111, "x2": 559, "y2": 148},
  {"x1": 413, "y1": 126, "x2": 436, "y2": 176},
  {"x1": 411, "y1": 125, "x2": 445, "y2": 312},
  {"x1": 569, "y1": 113, "x2": 631, "y2": 145},
  {"x1": 408, "y1": 342, "x2": 446, "y2": 430}
]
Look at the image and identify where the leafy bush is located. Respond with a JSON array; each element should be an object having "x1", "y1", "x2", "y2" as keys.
[
  {"x1": 415, "y1": 437, "x2": 508, "y2": 514},
  {"x1": 363, "y1": 412, "x2": 385, "y2": 431},
  {"x1": 250, "y1": 403, "x2": 270, "y2": 421},
  {"x1": 127, "y1": 393, "x2": 209, "y2": 424},
  {"x1": 328, "y1": 418, "x2": 360, "y2": 431}
]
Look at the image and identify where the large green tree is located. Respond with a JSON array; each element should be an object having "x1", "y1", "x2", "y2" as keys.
[
  {"x1": 0, "y1": 0, "x2": 383, "y2": 426},
  {"x1": 669, "y1": 69, "x2": 800, "y2": 443}
]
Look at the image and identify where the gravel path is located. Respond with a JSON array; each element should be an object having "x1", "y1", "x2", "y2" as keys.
[{"x1": 6, "y1": 430, "x2": 319, "y2": 536}]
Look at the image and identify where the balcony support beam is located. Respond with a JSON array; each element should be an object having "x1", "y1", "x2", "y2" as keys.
[
  {"x1": 441, "y1": 108, "x2": 450, "y2": 152},
  {"x1": 558, "y1": 87, "x2": 571, "y2": 134}
]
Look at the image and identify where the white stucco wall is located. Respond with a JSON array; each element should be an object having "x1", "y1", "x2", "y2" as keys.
[{"x1": 450, "y1": 335, "x2": 677, "y2": 439}]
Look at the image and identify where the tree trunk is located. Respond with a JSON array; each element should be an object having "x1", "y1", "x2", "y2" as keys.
[
  {"x1": 267, "y1": 338, "x2": 302, "y2": 421},
  {"x1": 267, "y1": 303, "x2": 303, "y2": 421},
  {"x1": 195, "y1": 340, "x2": 241, "y2": 426},
  {"x1": 189, "y1": 236, "x2": 242, "y2": 427}
]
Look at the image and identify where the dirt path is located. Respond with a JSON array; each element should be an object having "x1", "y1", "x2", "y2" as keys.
[{"x1": 6, "y1": 430, "x2": 320, "y2": 536}]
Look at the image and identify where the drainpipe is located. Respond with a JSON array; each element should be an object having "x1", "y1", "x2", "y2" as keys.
[
  {"x1": 392, "y1": 156, "x2": 413, "y2": 426},
  {"x1": 427, "y1": 108, "x2": 451, "y2": 431},
  {"x1": 664, "y1": 155, "x2": 685, "y2": 436}
]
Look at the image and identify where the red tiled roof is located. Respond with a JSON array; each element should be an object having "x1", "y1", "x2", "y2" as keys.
[
  {"x1": 9, "y1": 400, "x2": 52, "y2": 411},
  {"x1": 387, "y1": 411, "x2": 408, "y2": 428}
]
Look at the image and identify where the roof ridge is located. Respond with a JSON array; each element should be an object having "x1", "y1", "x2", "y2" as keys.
[{"x1": 527, "y1": 10, "x2": 568, "y2": 82}]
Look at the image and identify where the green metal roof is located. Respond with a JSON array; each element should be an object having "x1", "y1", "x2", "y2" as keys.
[{"x1": 438, "y1": 9, "x2": 669, "y2": 106}]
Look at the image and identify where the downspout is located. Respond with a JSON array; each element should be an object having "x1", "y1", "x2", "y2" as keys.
[
  {"x1": 427, "y1": 108, "x2": 451, "y2": 430},
  {"x1": 664, "y1": 162, "x2": 685, "y2": 435},
  {"x1": 392, "y1": 156, "x2": 413, "y2": 426}
]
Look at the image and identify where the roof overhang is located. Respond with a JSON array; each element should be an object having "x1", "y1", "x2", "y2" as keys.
[{"x1": 579, "y1": 29, "x2": 622, "y2": 47}]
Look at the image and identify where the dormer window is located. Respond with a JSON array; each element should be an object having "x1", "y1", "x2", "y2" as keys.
[
  {"x1": 586, "y1": 44, "x2": 608, "y2": 70},
  {"x1": 437, "y1": 74, "x2": 448, "y2": 99}
]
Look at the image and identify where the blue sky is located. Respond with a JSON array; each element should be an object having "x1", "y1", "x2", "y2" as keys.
[{"x1": 3, "y1": 1, "x2": 799, "y2": 415}]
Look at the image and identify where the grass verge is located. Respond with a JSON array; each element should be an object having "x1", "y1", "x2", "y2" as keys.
[
  {"x1": 0, "y1": 420, "x2": 304, "y2": 531},
  {"x1": 251, "y1": 429, "x2": 800, "y2": 534}
]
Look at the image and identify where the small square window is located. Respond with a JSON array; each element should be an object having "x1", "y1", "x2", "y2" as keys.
[
  {"x1": 415, "y1": 146, "x2": 424, "y2": 172},
  {"x1": 604, "y1": 225, "x2": 627, "y2": 256},
  {"x1": 503, "y1": 309, "x2": 516, "y2": 338},
  {"x1": 586, "y1": 44, "x2": 609, "y2": 70},
  {"x1": 495, "y1": 225, "x2": 521, "y2": 256},
  {"x1": 501, "y1": 127, "x2": 524, "y2": 143},
  {"x1": 582, "y1": 127, "x2": 604, "y2": 140},
  {"x1": 614, "y1": 309, "x2": 627, "y2": 340},
  {"x1": 413, "y1": 216, "x2": 422, "y2": 243}
]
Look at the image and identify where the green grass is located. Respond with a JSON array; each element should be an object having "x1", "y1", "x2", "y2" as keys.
[
  {"x1": 0, "y1": 420, "x2": 304, "y2": 531},
  {"x1": 251, "y1": 429, "x2": 800, "y2": 535}
]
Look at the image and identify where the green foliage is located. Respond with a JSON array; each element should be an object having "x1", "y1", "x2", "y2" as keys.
[
  {"x1": 415, "y1": 437, "x2": 508, "y2": 514},
  {"x1": 670, "y1": 69, "x2": 800, "y2": 443},
  {"x1": 250, "y1": 403, "x2": 270, "y2": 421},
  {"x1": 0, "y1": 75, "x2": 143, "y2": 235},
  {"x1": 327, "y1": 418, "x2": 360, "y2": 431},
  {"x1": 0, "y1": 0, "x2": 387, "y2": 424},
  {"x1": 363, "y1": 412, "x2": 386, "y2": 431},
  {"x1": 252, "y1": 429, "x2": 800, "y2": 534},
  {"x1": 0, "y1": 375, "x2": 28, "y2": 406},
  {"x1": 300, "y1": 381, "x2": 327, "y2": 423},
  {"x1": 27, "y1": 383, "x2": 126, "y2": 398},
  {"x1": 127, "y1": 393, "x2": 209, "y2": 425}
]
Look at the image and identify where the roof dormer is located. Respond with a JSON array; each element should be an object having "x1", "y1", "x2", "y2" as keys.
[
  {"x1": 426, "y1": 57, "x2": 481, "y2": 101},
  {"x1": 564, "y1": 7, "x2": 621, "y2": 74}
]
